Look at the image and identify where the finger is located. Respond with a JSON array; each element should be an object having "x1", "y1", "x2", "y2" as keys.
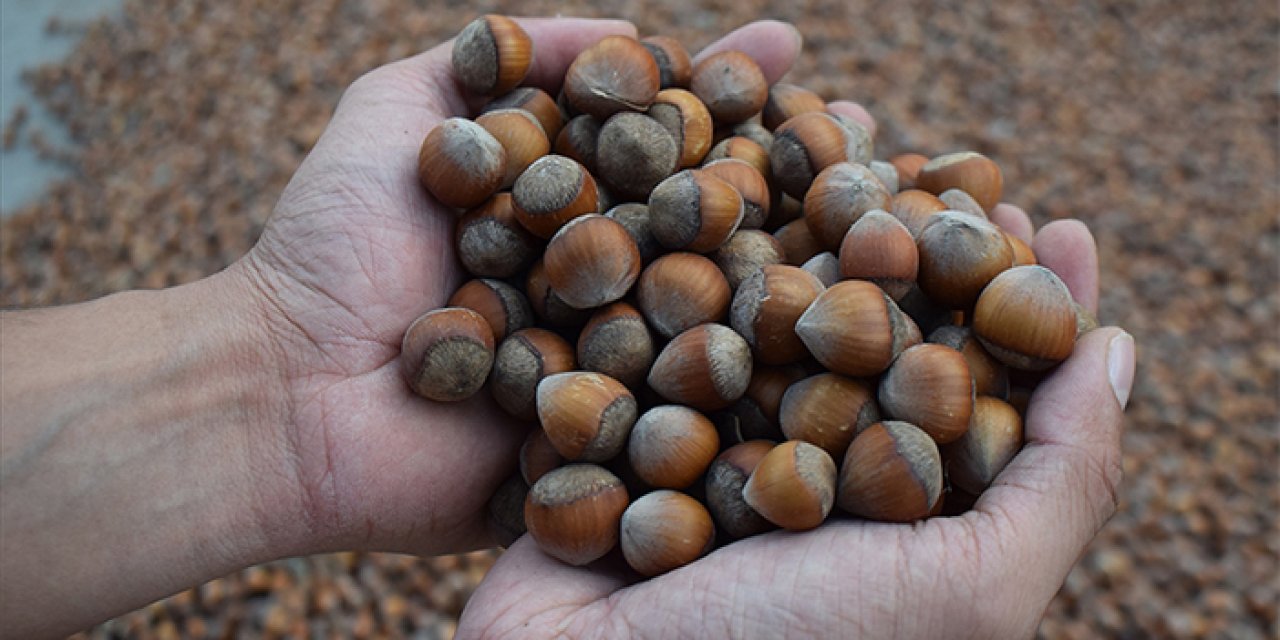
[
  {"x1": 826, "y1": 100, "x2": 877, "y2": 138},
  {"x1": 1032, "y1": 219, "x2": 1099, "y2": 313},
  {"x1": 989, "y1": 203, "x2": 1034, "y2": 244},
  {"x1": 971, "y1": 327, "x2": 1133, "y2": 593},
  {"x1": 693, "y1": 20, "x2": 804, "y2": 85},
  {"x1": 513, "y1": 18, "x2": 639, "y2": 91}
]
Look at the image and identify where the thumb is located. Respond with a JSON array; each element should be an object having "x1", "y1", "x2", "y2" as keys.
[{"x1": 973, "y1": 326, "x2": 1134, "y2": 582}]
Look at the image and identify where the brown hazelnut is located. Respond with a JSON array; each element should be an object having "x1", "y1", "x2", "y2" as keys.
[
  {"x1": 400, "y1": 307, "x2": 495, "y2": 402},
  {"x1": 1005, "y1": 231, "x2": 1037, "y2": 266},
  {"x1": 945, "y1": 396, "x2": 1023, "y2": 494},
  {"x1": 525, "y1": 464, "x2": 629, "y2": 565},
  {"x1": 889, "y1": 153, "x2": 929, "y2": 190},
  {"x1": 770, "y1": 112, "x2": 873, "y2": 199},
  {"x1": 488, "y1": 473, "x2": 529, "y2": 548},
  {"x1": 704, "y1": 440, "x2": 777, "y2": 538},
  {"x1": 543, "y1": 214, "x2": 642, "y2": 309},
  {"x1": 525, "y1": 258, "x2": 592, "y2": 328},
  {"x1": 972, "y1": 265, "x2": 1078, "y2": 371},
  {"x1": 837, "y1": 421, "x2": 942, "y2": 522},
  {"x1": 472, "y1": 109, "x2": 548, "y2": 190},
  {"x1": 648, "y1": 323, "x2": 753, "y2": 411},
  {"x1": 701, "y1": 158, "x2": 771, "y2": 229},
  {"x1": 838, "y1": 209, "x2": 918, "y2": 300},
  {"x1": 600, "y1": 203, "x2": 661, "y2": 263},
  {"x1": 447, "y1": 278, "x2": 534, "y2": 343},
  {"x1": 596, "y1": 112, "x2": 680, "y2": 201},
  {"x1": 564, "y1": 35, "x2": 660, "y2": 120},
  {"x1": 878, "y1": 343, "x2": 975, "y2": 444},
  {"x1": 418, "y1": 118, "x2": 507, "y2": 209},
  {"x1": 628, "y1": 405, "x2": 720, "y2": 489},
  {"x1": 731, "y1": 264, "x2": 826, "y2": 365},
  {"x1": 741, "y1": 440, "x2": 837, "y2": 531},
  {"x1": 773, "y1": 218, "x2": 824, "y2": 266},
  {"x1": 916, "y1": 152, "x2": 1004, "y2": 213},
  {"x1": 762, "y1": 83, "x2": 826, "y2": 131},
  {"x1": 641, "y1": 36, "x2": 694, "y2": 89},
  {"x1": 938, "y1": 188, "x2": 987, "y2": 219},
  {"x1": 712, "y1": 229, "x2": 786, "y2": 290},
  {"x1": 491, "y1": 328, "x2": 576, "y2": 420},
  {"x1": 483, "y1": 87, "x2": 564, "y2": 143},
  {"x1": 916, "y1": 211, "x2": 1015, "y2": 310},
  {"x1": 800, "y1": 251, "x2": 841, "y2": 288},
  {"x1": 649, "y1": 88, "x2": 714, "y2": 168},
  {"x1": 691, "y1": 51, "x2": 768, "y2": 125},
  {"x1": 520, "y1": 427, "x2": 567, "y2": 485},
  {"x1": 636, "y1": 252, "x2": 731, "y2": 339},
  {"x1": 927, "y1": 325, "x2": 1010, "y2": 398},
  {"x1": 553, "y1": 115, "x2": 601, "y2": 173},
  {"x1": 536, "y1": 371, "x2": 637, "y2": 462},
  {"x1": 451, "y1": 15, "x2": 532, "y2": 96},
  {"x1": 795, "y1": 280, "x2": 922, "y2": 377},
  {"x1": 869, "y1": 160, "x2": 900, "y2": 194},
  {"x1": 780, "y1": 373, "x2": 880, "y2": 460},
  {"x1": 577, "y1": 302, "x2": 656, "y2": 389},
  {"x1": 704, "y1": 135, "x2": 771, "y2": 181},
  {"x1": 715, "y1": 365, "x2": 806, "y2": 443},
  {"x1": 455, "y1": 193, "x2": 542, "y2": 278},
  {"x1": 720, "y1": 121, "x2": 774, "y2": 151},
  {"x1": 648, "y1": 169, "x2": 744, "y2": 253},
  {"x1": 889, "y1": 189, "x2": 948, "y2": 238},
  {"x1": 620, "y1": 490, "x2": 715, "y2": 576},
  {"x1": 512, "y1": 154, "x2": 600, "y2": 239},
  {"x1": 803, "y1": 162, "x2": 894, "y2": 249}
]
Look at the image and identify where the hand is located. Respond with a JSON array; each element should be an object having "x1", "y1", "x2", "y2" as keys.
[{"x1": 457, "y1": 213, "x2": 1135, "y2": 639}]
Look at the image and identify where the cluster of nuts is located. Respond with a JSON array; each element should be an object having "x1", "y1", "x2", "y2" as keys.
[{"x1": 402, "y1": 15, "x2": 1096, "y2": 576}]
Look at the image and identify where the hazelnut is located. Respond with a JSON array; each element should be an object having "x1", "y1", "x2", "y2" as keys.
[
  {"x1": 972, "y1": 265, "x2": 1078, "y2": 371},
  {"x1": 525, "y1": 464, "x2": 629, "y2": 565},
  {"x1": 889, "y1": 189, "x2": 948, "y2": 238},
  {"x1": 520, "y1": 427, "x2": 567, "y2": 485},
  {"x1": 475, "y1": 108, "x2": 551, "y2": 188},
  {"x1": 837, "y1": 421, "x2": 943, "y2": 522},
  {"x1": 451, "y1": 15, "x2": 532, "y2": 96},
  {"x1": 704, "y1": 135, "x2": 771, "y2": 181},
  {"x1": 690, "y1": 51, "x2": 768, "y2": 125},
  {"x1": 487, "y1": 473, "x2": 529, "y2": 548},
  {"x1": 938, "y1": 188, "x2": 987, "y2": 219},
  {"x1": 701, "y1": 158, "x2": 771, "y2": 229},
  {"x1": 620, "y1": 490, "x2": 715, "y2": 576},
  {"x1": 838, "y1": 209, "x2": 918, "y2": 300},
  {"x1": 577, "y1": 302, "x2": 656, "y2": 389},
  {"x1": 648, "y1": 323, "x2": 753, "y2": 411},
  {"x1": 800, "y1": 251, "x2": 841, "y2": 288},
  {"x1": 780, "y1": 373, "x2": 880, "y2": 460},
  {"x1": 704, "y1": 440, "x2": 777, "y2": 538},
  {"x1": 795, "y1": 280, "x2": 922, "y2": 377},
  {"x1": 648, "y1": 169, "x2": 744, "y2": 253},
  {"x1": 715, "y1": 364, "x2": 806, "y2": 443},
  {"x1": 720, "y1": 121, "x2": 774, "y2": 152},
  {"x1": 596, "y1": 112, "x2": 680, "y2": 201},
  {"x1": 878, "y1": 343, "x2": 975, "y2": 444},
  {"x1": 553, "y1": 115, "x2": 601, "y2": 173},
  {"x1": 604, "y1": 203, "x2": 662, "y2": 263},
  {"x1": 773, "y1": 218, "x2": 824, "y2": 266},
  {"x1": 869, "y1": 160, "x2": 900, "y2": 194},
  {"x1": 889, "y1": 152, "x2": 929, "y2": 190},
  {"x1": 536, "y1": 371, "x2": 637, "y2": 462},
  {"x1": 730, "y1": 264, "x2": 826, "y2": 365},
  {"x1": 803, "y1": 162, "x2": 893, "y2": 249},
  {"x1": 564, "y1": 35, "x2": 660, "y2": 120},
  {"x1": 400, "y1": 307, "x2": 495, "y2": 402},
  {"x1": 628, "y1": 405, "x2": 720, "y2": 489},
  {"x1": 927, "y1": 325, "x2": 1010, "y2": 398},
  {"x1": 763, "y1": 192, "x2": 803, "y2": 231},
  {"x1": 1005, "y1": 231, "x2": 1037, "y2": 266},
  {"x1": 641, "y1": 36, "x2": 693, "y2": 89},
  {"x1": 741, "y1": 440, "x2": 837, "y2": 531},
  {"x1": 649, "y1": 88, "x2": 714, "y2": 167},
  {"x1": 482, "y1": 87, "x2": 564, "y2": 143},
  {"x1": 762, "y1": 83, "x2": 826, "y2": 130},
  {"x1": 447, "y1": 278, "x2": 534, "y2": 343},
  {"x1": 916, "y1": 211, "x2": 1015, "y2": 310},
  {"x1": 525, "y1": 258, "x2": 592, "y2": 327},
  {"x1": 418, "y1": 118, "x2": 507, "y2": 209},
  {"x1": 769, "y1": 112, "x2": 873, "y2": 199},
  {"x1": 945, "y1": 396, "x2": 1023, "y2": 494},
  {"x1": 636, "y1": 252, "x2": 731, "y2": 339},
  {"x1": 712, "y1": 229, "x2": 786, "y2": 290},
  {"x1": 543, "y1": 214, "x2": 642, "y2": 309},
  {"x1": 491, "y1": 328, "x2": 576, "y2": 420},
  {"x1": 512, "y1": 154, "x2": 600, "y2": 239},
  {"x1": 916, "y1": 151, "x2": 1004, "y2": 213},
  {"x1": 454, "y1": 193, "x2": 542, "y2": 278}
]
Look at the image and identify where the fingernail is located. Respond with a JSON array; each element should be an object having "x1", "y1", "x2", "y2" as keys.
[{"x1": 1106, "y1": 331, "x2": 1134, "y2": 410}]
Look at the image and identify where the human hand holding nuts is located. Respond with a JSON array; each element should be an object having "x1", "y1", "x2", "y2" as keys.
[{"x1": 244, "y1": 15, "x2": 1135, "y2": 637}]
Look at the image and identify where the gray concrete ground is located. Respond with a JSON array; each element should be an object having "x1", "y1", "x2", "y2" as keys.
[{"x1": 1, "y1": 0, "x2": 123, "y2": 216}]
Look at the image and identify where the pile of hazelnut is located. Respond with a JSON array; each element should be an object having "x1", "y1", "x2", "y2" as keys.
[{"x1": 402, "y1": 15, "x2": 1096, "y2": 577}]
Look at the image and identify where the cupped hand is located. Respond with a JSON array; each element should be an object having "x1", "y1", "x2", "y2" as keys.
[{"x1": 457, "y1": 211, "x2": 1135, "y2": 639}]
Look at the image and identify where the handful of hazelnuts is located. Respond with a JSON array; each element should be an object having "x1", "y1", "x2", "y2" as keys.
[{"x1": 403, "y1": 15, "x2": 1098, "y2": 577}]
